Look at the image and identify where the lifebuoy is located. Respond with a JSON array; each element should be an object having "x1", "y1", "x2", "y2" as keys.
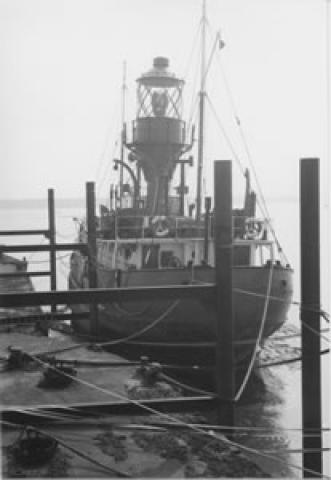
[
  {"x1": 151, "y1": 216, "x2": 170, "y2": 237},
  {"x1": 244, "y1": 218, "x2": 265, "y2": 240}
]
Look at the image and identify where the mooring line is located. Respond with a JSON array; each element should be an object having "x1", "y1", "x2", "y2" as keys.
[
  {"x1": 234, "y1": 262, "x2": 274, "y2": 402},
  {"x1": 234, "y1": 287, "x2": 329, "y2": 323},
  {"x1": 9, "y1": 352, "x2": 329, "y2": 479},
  {"x1": 32, "y1": 299, "x2": 180, "y2": 357},
  {"x1": 1, "y1": 420, "x2": 131, "y2": 477},
  {"x1": 257, "y1": 349, "x2": 330, "y2": 369}
]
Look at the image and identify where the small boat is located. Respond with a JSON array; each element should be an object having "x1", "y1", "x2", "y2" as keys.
[
  {"x1": 68, "y1": 3, "x2": 293, "y2": 368},
  {"x1": 0, "y1": 251, "x2": 42, "y2": 328}
]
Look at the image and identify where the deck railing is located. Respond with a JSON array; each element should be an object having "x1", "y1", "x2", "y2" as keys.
[{"x1": 99, "y1": 214, "x2": 267, "y2": 242}]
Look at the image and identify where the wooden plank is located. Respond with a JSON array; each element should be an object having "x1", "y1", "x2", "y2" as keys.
[
  {"x1": 0, "y1": 243, "x2": 87, "y2": 253},
  {"x1": 214, "y1": 160, "x2": 235, "y2": 429},
  {"x1": 0, "y1": 311, "x2": 87, "y2": 325},
  {"x1": 300, "y1": 158, "x2": 322, "y2": 477},
  {"x1": 0, "y1": 230, "x2": 49, "y2": 236},
  {"x1": 0, "y1": 271, "x2": 51, "y2": 278},
  {"x1": 0, "y1": 284, "x2": 215, "y2": 308}
]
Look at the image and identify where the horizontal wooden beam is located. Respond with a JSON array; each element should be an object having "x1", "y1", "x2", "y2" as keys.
[
  {"x1": 0, "y1": 243, "x2": 87, "y2": 253},
  {"x1": 0, "y1": 396, "x2": 216, "y2": 425},
  {"x1": 0, "y1": 285, "x2": 215, "y2": 308},
  {"x1": 0, "y1": 271, "x2": 51, "y2": 278},
  {"x1": 0, "y1": 229, "x2": 49, "y2": 236},
  {"x1": 0, "y1": 311, "x2": 87, "y2": 325}
]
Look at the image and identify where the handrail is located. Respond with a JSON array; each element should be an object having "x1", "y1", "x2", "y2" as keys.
[{"x1": 98, "y1": 213, "x2": 268, "y2": 242}]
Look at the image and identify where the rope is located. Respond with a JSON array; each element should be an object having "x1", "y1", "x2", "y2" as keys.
[
  {"x1": 159, "y1": 372, "x2": 214, "y2": 397},
  {"x1": 301, "y1": 320, "x2": 330, "y2": 344},
  {"x1": 234, "y1": 262, "x2": 274, "y2": 401},
  {"x1": 1, "y1": 420, "x2": 130, "y2": 477},
  {"x1": 96, "y1": 300, "x2": 180, "y2": 348},
  {"x1": 234, "y1": 287, "x2": 330, "y2": 324},
  {"x1": 258, "y1": 349, "x2": 330, "y2": 369},
  {"x1": 33, "y1": 300, "x2": 180, "y2": 357},
  {"x1": 6, "y1": 353, "x2": 329, "y2": 479},
  {"x1": 146, "y1": 420, "x2": 331, "y2": 434}
]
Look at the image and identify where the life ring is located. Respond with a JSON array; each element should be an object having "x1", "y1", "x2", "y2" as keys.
[
  {"x1": 151, "y1": 216, "x2": 170, "y2": 237},
  {"x1": 244, "y1": 218, "x2": 265, "y2": 240}
]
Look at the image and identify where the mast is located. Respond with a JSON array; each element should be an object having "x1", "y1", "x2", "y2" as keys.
[
  {"x1": 119, "y1": 61, "x2": 127, "y2": 208},
  {"x1": 196, "y1": 0, "x2": 207, "y2": 221}
]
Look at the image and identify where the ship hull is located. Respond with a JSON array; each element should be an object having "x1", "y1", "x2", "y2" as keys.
[{"x1": 69, "y1": 264, "x2": 293, "y2": 366}]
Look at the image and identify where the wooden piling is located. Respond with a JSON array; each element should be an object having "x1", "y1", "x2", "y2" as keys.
[
  {"x1": 86, "y1": 182, "x2": 98, "y2": 337},
  {"x1": 300, "y1": 158, "x2": 322, "y2": 477},
  {"x1": 204, "y1": 196, "x2": 211, "y2": 263},
  {"x1": 48, "y1": 189, "x2": 56, "y2": 314},
  {"x1": 214, "y1": 160, "x2": 235, "y2": 429}
]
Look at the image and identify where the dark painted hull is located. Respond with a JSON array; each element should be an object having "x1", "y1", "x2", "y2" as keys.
[{"x1": 70, "y1": 264, "x2": 293, "y2": 366}]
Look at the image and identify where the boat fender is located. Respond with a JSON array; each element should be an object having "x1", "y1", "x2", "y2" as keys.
[
  {"x1": 151, "y1": 216, "x2": 170, "y2": 237},
  {"x1": 244, "y1": 218, "x2": 265, "y2": 240}
]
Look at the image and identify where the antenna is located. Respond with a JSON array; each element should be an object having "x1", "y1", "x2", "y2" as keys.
[
  {"x1": 119, "y1": 60, "x2": 127, "y2": 208},
  {"x1": 196, "y1": 0, "x2": 207, "y2": 221}
]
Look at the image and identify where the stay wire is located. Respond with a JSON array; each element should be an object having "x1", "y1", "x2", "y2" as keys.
[
  {"x1": 97, "y1": 137, "x2": 119, "y2": 197},
  {"x1": 180, "y1": 19, "x2": 202, "y2": 82},
  {"x1": 205, "y1": 93, "x2": 246, "y2": 176},
  {"x1": 214, "y1": 47, "x2": 289, "y2": 264}
]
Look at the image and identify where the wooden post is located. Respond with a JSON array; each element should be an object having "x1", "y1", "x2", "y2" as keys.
[
  {"x1": 300, "y1": 158, "x2": 322, "y2": 477},
  {"x1": 86, "y1": 182, "x2": 98, "y2": 337},
  {"x1": 179, "y1": 162, "x2": 185, "y2": 216},
  {"x1": 204, "y1": 196, "x2": 211, "y2": 263},
  {"x1": 48, "y1": 189, "x2": 56, "y2": 314},
  {"x1": 137, "y1": 164, "x2": 141, "y2": 208},
  {"x1": 214, "y1": 160, "x2": 235, "y2": 429}
]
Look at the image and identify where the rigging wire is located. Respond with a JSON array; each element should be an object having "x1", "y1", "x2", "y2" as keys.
[
  {"x1": 180, "y1": 19, "x2": 202, "y2": 82},
  {"x1": 96, "y1": 138, "x2": 119, "y2": 197},
  {"x1": 94, "y1": 93, "x2": 121, "y2": 187},
  {"x1": 205, "y1": 93, "x2": 246, "y2": 176},
  {"x1": 204, "y1": 20, "x2": 289, "y2": 264}
]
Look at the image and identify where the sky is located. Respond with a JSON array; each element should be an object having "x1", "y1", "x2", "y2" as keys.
[{"x1": 0, "y1": 0, "x2": 329, "y2": 204}]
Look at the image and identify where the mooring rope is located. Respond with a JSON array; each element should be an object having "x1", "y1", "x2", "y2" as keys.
[
  {"x1": 234, "y1": 287, "x2": 330, "y2": 323},
  {"x1": 234, "y1": 262, "x2": 274, "y2": 402},
  {"x1": 32, "y1": 299, "x2": 180, "y2": 357},
  {"x1": 4, "y1": 352, "x2": 329, "y2": 479},
  {"x1": 1, "y1": 420, "x2": 131, "y2": 477},
  {"x1": 159, "y1": 372, "x2": 215, "y2": 397},
  {"x1": 257, "y1": 349, "x2": 330, "y2": 369}
]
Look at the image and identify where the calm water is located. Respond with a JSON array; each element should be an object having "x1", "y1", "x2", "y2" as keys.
[{"x1": 0, "y1": 200, "x2": 329, "y2": 476}]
